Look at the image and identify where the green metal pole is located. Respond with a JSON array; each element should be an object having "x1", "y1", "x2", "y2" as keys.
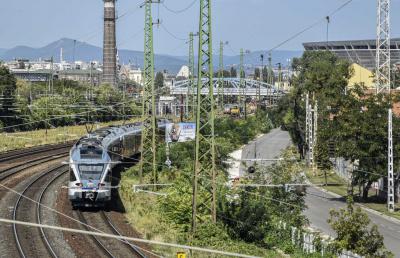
[
  {"x1": 188, "y1": 32, "x2": 195, "y2": 119},
  {"x1": 239, "y1": 48, "x2": 245, "y2": 116},
  {"x1": 192, "y1": 0, "x2": 216, "y2": 233},
  {"x1": 218, "y1": 41, "x2": 224, "y2": 110},
  {"x1": 140, "y1": 0, "x2": 158, "y2": 185}
]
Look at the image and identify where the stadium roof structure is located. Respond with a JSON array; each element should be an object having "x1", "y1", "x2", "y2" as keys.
[{"x1": 303, "y1": 38, "x2": 400, "y2": 71}]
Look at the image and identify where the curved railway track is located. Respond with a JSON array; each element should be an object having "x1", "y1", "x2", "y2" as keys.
[
  {"x1": 75, "y1": 210, "x2": 147, "y2": 258},
  {"x1": 37, "y1": 169, "x2": 70, "y2": 258},
  {"x1": 1, "y1": 143, "x2": 149, "y2": 258},
  {"x1": 100, "y1": 211, "x2": 147, "y2": 257},
  {"x1": 13, "y1": 165, "x2": 68, "y2": 258}
]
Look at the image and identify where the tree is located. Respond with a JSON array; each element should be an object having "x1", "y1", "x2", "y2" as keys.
[
  {"x1": 333, "y1": 88, "x2": 397, "y2": 199},
  {"x1": 0, "y1": 66, "x2": 18, "y2": 130},
  {"x1": 328, "y1": 197, "x2": 392, "y2": 257},
  {"x1": 155, "y1": 71, "x2": 164, "y2": 93},
  {"x1": 95, "y1": 84, "x2": 123, "y2": 121},
  {"x1": 230, "y1": 67, "x2": 237, "y2": 78},
  {"x1": 214, "y1": 70, "x2": 231, "y2": 78},
  {"x1": 253, "y1": 68, "x2": 260, "y2": 80},
  {"x1": 271, "y1": 51, "x2": 352, "y2": 161}
]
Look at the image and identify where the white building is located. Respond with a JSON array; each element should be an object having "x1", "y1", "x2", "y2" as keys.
[
  {"x1": 177, "y1": 65, "x2": 190, "y2": 78},
  {"x1": 120, "y1": 65, "x2": 143, "y2": 85}
]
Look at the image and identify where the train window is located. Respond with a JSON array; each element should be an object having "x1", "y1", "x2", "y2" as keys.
[
  {"x1": 69, "y1": 168, "x2": 76, "y2": 181},
  {"x1": 78, "y1": 165, "x2": 104, "y2": 180},
  {"x1": 80, "y1": 145, "x2": 103, "y2": 159}
]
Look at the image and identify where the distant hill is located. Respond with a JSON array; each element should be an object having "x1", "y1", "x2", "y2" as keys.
[{"x1": 0, "y1": 38, "x2": 303, "y2": 73}]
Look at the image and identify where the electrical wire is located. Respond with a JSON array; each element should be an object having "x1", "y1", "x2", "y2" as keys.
[
  {"x1": 162, "y1": 0, "x2": 198, "y2": 14},
  {"x1": 160, "y1": 24, "x2": 189, "y2": 41},
  {"x1": 0, "y1": 218, "x2": 260, "y2": 258},
  {"x1": 267, "y1": 0, "x2": 354, "y2": 53}
]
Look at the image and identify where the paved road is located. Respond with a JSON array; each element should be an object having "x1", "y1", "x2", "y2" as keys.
[
  {"x1": 241, "y1": 128, "x2": 400, "y2": 257},
  {"x1": 240, "y1": 128, "x2": 291, "y2": 176},
  {"x1": 305, "y1": 187, "x2": 400, "y2": 257}
]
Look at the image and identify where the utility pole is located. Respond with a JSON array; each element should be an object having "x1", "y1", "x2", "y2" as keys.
[
  {"x1": 268, "y1": 53, "x2": 273, "y2": 106},
  {"x1": 313, "y1": 100, "x2": 318, "y2": 176},
  {"x1": 218, "y1": 41, "x2": 224, "y2": 110},
  {"x1": 277, "y1": 63, "x2": 283, "y2": 91},
  {"x1": 239, "y1": 48, "x2": 245, "y2": 118},
  {"x1": 258, "y1": 54, "x2": 264, "y2": 109},
  {"x1": 187, "y1": 32, "x2": 196, "y2": 119},
  {"x1": 388, "y1": 108, "x2": 395, "y2": 212},
  {"x1": 376, "y1": 0, "x2": 391, "y2": 94},
  {"x1": 326, "y1": 16, "x2": 330, "y2": 46},
  {"x1": 140, "y1": 0, "x2": 160, "y2": 185},
  {"x1": 192, "y1": 0, "x2": 216, "y2": 233},
  {"x1": 305, "y1": 93, "x2": 310, "y2": 157}
]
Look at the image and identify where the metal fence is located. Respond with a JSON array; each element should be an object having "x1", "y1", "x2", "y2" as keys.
[{"x1": 278, "y1": 221, "x2": 363, "y2": 257}]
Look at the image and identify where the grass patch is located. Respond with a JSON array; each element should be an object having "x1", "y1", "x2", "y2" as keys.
[
  {"x1": 306, "y1": 169, "x2": 400, "y2": 221},
  {"x1": 0, "y1": 119, "x2": 136, "y2": 152}
]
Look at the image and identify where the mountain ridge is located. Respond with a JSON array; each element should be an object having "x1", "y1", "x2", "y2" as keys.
[{"x1": 0, "y1": 38, "x2": 303, "y2": 73}]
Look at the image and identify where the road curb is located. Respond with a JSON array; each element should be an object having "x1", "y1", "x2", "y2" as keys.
[{"x1": 311, "y1": 184, "x2": 400, "y2": 225}]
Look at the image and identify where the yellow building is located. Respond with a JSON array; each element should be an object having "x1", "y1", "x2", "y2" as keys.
[{"x1": 348, "y1": 63, "x2": 374, "y2": 88}]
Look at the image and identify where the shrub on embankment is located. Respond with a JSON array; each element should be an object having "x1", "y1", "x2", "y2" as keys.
[{"x1": 119, "y1": 112, "x2": 319, "y2": 257}]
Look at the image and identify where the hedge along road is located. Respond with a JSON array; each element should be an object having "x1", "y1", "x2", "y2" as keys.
[{"x1": 240, "y1": 128, "x2": 400, "y2": 257}]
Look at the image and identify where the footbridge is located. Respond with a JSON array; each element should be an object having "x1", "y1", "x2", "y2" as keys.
[{"x1": 170, "y1": 78, "x2": 286, "y2": 97}]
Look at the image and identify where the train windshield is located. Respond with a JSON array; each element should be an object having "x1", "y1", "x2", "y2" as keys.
[
  {"x1": 78, "y1": 164, "x2": 104, "y2": 180},
  {"x1": 80, "y1": 146, "x2": 103, "y2": 159}
]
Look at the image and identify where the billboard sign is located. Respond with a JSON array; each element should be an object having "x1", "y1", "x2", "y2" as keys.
[{"x1": 166, "y1": 123, "x2": 196, "y2": 143}]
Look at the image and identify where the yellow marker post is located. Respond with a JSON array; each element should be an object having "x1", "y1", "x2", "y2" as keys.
[{"x1": 177, "y1": 252, "x2": 186, "y2": 258}]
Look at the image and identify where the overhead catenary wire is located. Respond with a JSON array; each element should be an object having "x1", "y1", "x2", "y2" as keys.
[
  {"x1": 267, "y1": 0, "x2": 354, "y2": 53},
  {"x1": 160, "y1": 23, "x2": 189, "y2": 41},
  {"x1": 162, "y1": 0, "x2": 198, "y2": 14}
]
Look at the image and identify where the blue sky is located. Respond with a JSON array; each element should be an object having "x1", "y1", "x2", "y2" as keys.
[{"x1": 0, "y1": 0, "x2": 399, "y2": 55}]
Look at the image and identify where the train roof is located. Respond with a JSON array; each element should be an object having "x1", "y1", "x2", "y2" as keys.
[{"x1": 74, "y1": 119, "x2": 169, "y2": 152}]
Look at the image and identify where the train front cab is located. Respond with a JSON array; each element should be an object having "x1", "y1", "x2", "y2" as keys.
[{"x1": 68, "y1": 145, "x2": 112, "y2": 208}]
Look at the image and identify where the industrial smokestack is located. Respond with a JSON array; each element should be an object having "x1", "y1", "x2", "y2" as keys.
[{"x1": 103, "y1": 0, "x2": 117, "y2": 87}]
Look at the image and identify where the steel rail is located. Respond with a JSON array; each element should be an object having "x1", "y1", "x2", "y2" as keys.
[
  {"x1": 12, "y1": 164, "x2": 67, "y2": 258},
  {"x1": 37, "y1": 169, "x2": 69, "y2": 258},
  {"x1": 0, "y1": 142, "x2": 72, "y2": 163},
  {"x1": 75, "y1": 211, "x2": 116, "y2": 258},
  {"x1": 100, "y1": 211, "x2": 147, "y2": 258}
]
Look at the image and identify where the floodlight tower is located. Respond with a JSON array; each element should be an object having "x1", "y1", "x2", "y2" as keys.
[
  {"x1": 103, "y1": 0, "x2": 117, "y2": 87},
  {"x1": 376, "y1": 0, "x2": 391, "y2": 93},
  {"x1": 140, "y1": 0, "x2": 159, "y2": 184},
  {"x1": 192, "y1": 0, "x2": 216, "y2": 232}
]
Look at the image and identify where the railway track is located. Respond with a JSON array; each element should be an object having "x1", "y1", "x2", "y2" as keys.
[
  {"x1": 13, "y1": 164, "x2": 68, "y2": 258},
  {"x1": 75, "y1": 210, "x2": 147, "y2": 258},
  {"x1": 100, "y1": 211, "x2": 147, "y2": 258},
  {"x1": 0, "y1": 143, "x2": 149, "y2": 258},
  {"x1": 0, "y1": 142, "x2": 73, "y2": 163}
]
